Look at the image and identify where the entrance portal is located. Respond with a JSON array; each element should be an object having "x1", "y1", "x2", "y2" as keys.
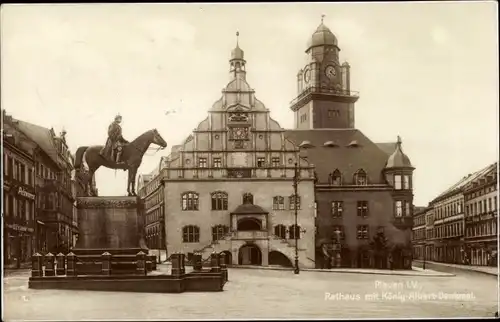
[
  {"x1": 238, "y1": 244, "x2": 262, "y2": 265},
  {"x1": 237, "y1": 218, "x2": 262, "y2": 231}
]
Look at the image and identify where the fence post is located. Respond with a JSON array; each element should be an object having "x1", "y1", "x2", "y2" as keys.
[
  {"x1": 136, "y1": 251, "x2": 146, "y2": 276},
  {"x1": 44, "y1": 253, "x2": 55, "y2": 277},
  {"x1": 210, "y1": 252, "x2": 221, "y2": 273},
  {"x1": 193, "y1": 253, "x2": 202, "y2": 271},
  {"x1": 66, "y1": 252, "x2": 76, "y2": 276},
  {"x1": 56, "y1": 253, "x2": 66, "y2": 275},
  {"x1": 171, "y1": 252, "x2": 181, "y2": 277},
  {"x1": 101, "y1": 252, "x2": 112, "y2": 275},
  {"x1": 219, "y1": 252, "x2": 228, "y2": 282},
  {"x1": 31, "y1": 253, "x2": 43, "y2": 277},
  {"x1": 148, "y1": 255, "x2": 157, "y2": 271}
]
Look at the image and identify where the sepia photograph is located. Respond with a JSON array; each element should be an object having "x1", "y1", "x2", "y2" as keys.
[{"x1": 1, "y1": 2, "x2": 499, "y2": 320}]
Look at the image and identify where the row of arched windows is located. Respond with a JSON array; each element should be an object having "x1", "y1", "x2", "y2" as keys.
[
  {"x1": 327, "y1": 169, "x2": 367, "y2": 186},
  {"x1": 181, "y1": 191, "x2": 229, "y2": 211}
]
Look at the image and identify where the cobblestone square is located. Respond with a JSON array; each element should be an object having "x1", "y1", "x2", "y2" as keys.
[{"x1": 3, "y1": 268, "x2": 498, "y2": 320}]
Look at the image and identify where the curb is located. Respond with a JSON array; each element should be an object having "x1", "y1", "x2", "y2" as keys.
[
  {"x1": 230, "y1": 265, "x2": 454, "y2": 277},
  {"x1": 413, "y1": 260, "x2": 498, "y2": 277}
]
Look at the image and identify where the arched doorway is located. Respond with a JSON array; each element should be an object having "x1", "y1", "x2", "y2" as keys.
[
  {"x1": 237, "y1": 218, "x2": 262, "y2": 231},
  {"x1": 269, "y1": 251, "x2": 293, "y2": 267},
  {"x1": 238, "y1": 244, "x2": 262, "y2": 265},
  {"x1": 220, "y1": 251, "x2": 233, "y2": 267}
]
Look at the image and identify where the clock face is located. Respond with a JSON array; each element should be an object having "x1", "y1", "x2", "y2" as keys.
[
  {"x1": 325, "y1": 65, "x2": 337, "y2": 79},
  {"x1": 303, "y1": 68, "x2": 311, "y2": 83}
]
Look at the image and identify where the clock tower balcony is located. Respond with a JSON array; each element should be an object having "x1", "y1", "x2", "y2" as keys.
[{"x1": 290, "y1": 86, "x2": 359, "y2": 112}]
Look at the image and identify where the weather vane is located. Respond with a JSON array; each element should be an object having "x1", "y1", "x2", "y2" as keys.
[
  {"x1": 236, "y1": 31, "x2": 239, "y2": 46},
  {"x1": 321, "y1": 14, "x2": 325, "y2": 23}
]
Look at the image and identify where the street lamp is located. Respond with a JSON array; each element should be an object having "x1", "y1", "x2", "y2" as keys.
[{"x1": 292, "y1": 162, "x2": 303, "y2": 274}]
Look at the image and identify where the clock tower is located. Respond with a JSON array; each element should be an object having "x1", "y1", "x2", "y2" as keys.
[{"x1": 291, "y1": 16, "x2": 359, "y2": 129}]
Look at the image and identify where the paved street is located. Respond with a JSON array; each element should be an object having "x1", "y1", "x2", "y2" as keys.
[{"x1": 3, "y1": 267, "x2": 498, "y2": 320}]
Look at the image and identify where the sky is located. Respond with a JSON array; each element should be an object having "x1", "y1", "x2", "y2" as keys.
[{"x1": 1, "y1": 2, "x2": 498, "y2": 206}]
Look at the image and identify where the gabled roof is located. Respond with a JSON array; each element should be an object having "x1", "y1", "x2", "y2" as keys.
[
  {"x1": 432, "y1": 162, "x2": 497, "y2": 202},
  {"x1": 14, "y1": 119, "x2": 60, "y2": 167},
  {"x1": 285, "y1": 129, "x2": 390, "y2": 184},
  {"x1": 463, "y1": 162, "x2": 498, "y2": 192}
]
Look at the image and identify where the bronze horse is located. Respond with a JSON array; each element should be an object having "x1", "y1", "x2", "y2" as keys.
[{"x1": 74, "y1": 129, "x2": 167, "y2": 196}]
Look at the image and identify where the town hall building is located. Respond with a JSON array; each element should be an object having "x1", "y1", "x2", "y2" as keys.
[{"x1": 139, "y1": 19, "x2": 415, "y2": 269}]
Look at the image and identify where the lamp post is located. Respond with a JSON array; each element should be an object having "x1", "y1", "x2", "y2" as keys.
[{"x1": 293, "y1": 162, "x2": 300, "y2": 274}]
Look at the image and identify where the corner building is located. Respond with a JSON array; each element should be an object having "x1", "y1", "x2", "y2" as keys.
[
  {"x1": 285, "y1": 20, "x2": 415, "y2": 269},
  {"x1": 158, "y1": 39, "x2": 316, "y2": 267}
]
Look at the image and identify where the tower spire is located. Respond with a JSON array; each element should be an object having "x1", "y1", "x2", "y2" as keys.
[
  {"x1": 321, "y1": 14, "x2": 325, "y2": 24},
  {"x1": 236, "y1": 31, "x2": 240, "y2": 47}
]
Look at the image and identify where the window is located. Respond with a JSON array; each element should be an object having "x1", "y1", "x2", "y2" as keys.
[
  {"x1": 213, "y1": 158, "x2": 222, "y2": 168},
  {"x1": 198, "y1": 158, "x2": 207, "y2": 168},
  {"x1": 211, "y1": 225, "x2": 229, "y2": 241},
  {"x1": 289, "y1": 194, "x2": 301, "y2": 210},
  {"x1": 404, "y1": 201, "x2": 411, "y2": 217},
  {"x1": 182, "y1": 225, "x2": 200, "y2": 243},
  {"x1": 333, "y1": 225, "x2": 345, "y2": 240},
  {"x1": 271, "y1": 157, "x2": 280, "y2": 167},
  {"x1": 404, "y1": 175, "x2": 411, "y2": 190},
  {"x1": 357, "y1": 225, "x2": 369, "y2": 239},
  {"x1": 357, "y1": 201, "x2": 369, "y2": 217},
  {"x1": 289, "y1": 225, "x2": 301, "y2": 239},
  {"x1": 257, "y1": 157, "x2": 266, "y2": 168},
  {"x1": 479, "y1": 201, "x2": 483, "y2": 214},
  {"x1": 328, "y1": 110, "x2": 340, "y2": 118},
  {"x1": 273, "y1": 196, "x2": 285, "y2": 210},
  {"x1": 8, "y1": 157, "x2": 13, "y2": 178},
  {"x1": 494, "y1": 196, "x2": 498, "y2": 210},
  {"x1": 330, "y1": 169, "x2": 342, "y2": 185},
  {"x1": 300, "y1": 114, "x2": 307, "y2": 123},
  {"x1": 181, "y1": 192, "x2": 199, "y2": 211},
  {"x1": 395, "y1": 201, "x2": 403, "y2": 217},
  {"x1": 394, "y1": 175, "x2": 402, "y2": 190},
  {"x1": 211, "y1": 191, "x2": 228, "y2": 211},
  {"x1": 354, "y1": 169, "x2": 367, "y2": 185},
  {"x1": 274, "y1": 224, "x2": 287, "y2": 239},
  {"x1": 331, "y1": 201, "x2": 343, "y2": 217}
]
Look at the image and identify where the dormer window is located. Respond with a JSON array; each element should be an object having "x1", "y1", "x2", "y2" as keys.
[
  {"x1": 354, "y1": 169, "x2": 367, "y2": 185},
  {"x1": 329, "y1": 169, "x2": 342, "y2": 185},
  {"x1": 299, "y1": 140, "x2": 314, "y2": 149},
  {"x1": 323, "y1": 141, "x2": 339, "y2": 148},
  {"x1": 347, "y1": 140, "x2": 359, "y2": 147}
]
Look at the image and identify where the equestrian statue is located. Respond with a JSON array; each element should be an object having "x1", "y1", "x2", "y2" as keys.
[{"x1": 74, "y1": 114, "x2": 168, "y2": 196}]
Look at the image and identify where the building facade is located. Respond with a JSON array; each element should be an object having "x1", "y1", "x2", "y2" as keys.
[
  {"x1": 412, "y1": 206, "x2": 429, "y2": 260},
  {"x1": 418, "y1": 162, "x2": 497, "y2": 265},
  {"x1": 285, "y1": 21, "x2": 415, "y2": 269},
  {"x1": 464, "y1": 162, "x2": 497, "y2": 266},
  {"x1": 13, "y1": 117, "x2": 76, "y2": 255},
  {"x1": 143, "y1": 36, "x2": 317, "y2": 268},
  {"x1": 137, "y1": 160, "x2": 165, "y2": 255},
  {"x1": 3, "y1": 112, "x2": 37, "y2": 268}
]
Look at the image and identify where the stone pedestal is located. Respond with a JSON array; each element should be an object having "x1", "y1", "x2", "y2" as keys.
[{"x1": 71, "y1": 196, "x2": 149, "y2": 275}]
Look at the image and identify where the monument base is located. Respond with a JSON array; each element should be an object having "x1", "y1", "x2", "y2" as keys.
[{"x1": 73, "y1": 196, "x2": 150, "y2": 275}]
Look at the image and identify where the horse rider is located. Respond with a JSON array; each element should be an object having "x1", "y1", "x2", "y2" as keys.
[{"x1": 100, "y1": 114, "x2": 129, "y2": 165}]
